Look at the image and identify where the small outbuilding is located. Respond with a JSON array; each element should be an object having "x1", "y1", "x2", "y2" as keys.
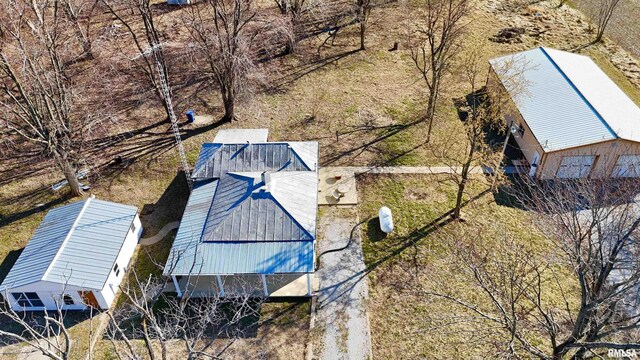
[
  {"x1": 164, "y1": 129, "x2": 318, "y2": 298},
  {"x1": 489, "y1": 47, "x2": 640, "y2": 179},
  {"x1": 0, "y1": 196, "x2": 142, "y2": 311}
]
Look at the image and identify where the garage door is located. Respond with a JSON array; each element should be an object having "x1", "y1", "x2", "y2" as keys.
[
  {"x1": 556, "y1": 156, "x2": 595, "y2": 178},
  {"x1": 612, "y1": 155, "x2": 640, "y2": 177}
]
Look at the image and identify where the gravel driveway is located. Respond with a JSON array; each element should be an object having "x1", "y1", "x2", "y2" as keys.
[{"x1": 314, "y1": 213, "x2": 372, "y2": 360}]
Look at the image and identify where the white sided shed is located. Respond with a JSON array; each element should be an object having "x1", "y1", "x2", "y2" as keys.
[{"x1": 0, "y1": 196, "x2": 142, "y2": 311}]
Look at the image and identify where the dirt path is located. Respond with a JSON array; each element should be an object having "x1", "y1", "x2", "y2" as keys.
[{"x1": 314, "y1": 212, "x2": 372, "y2": 360}]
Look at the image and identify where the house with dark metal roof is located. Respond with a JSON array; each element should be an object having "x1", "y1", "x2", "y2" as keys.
[
  {"x1": 0, "y1": 196, "x2": 142, "y2": 311},
  {"x1": 164, "y1": 129, "x2": 319, "y2": 297},
  {"x1": 489, "y1": 47, "x2": 640, "y2": 179}
]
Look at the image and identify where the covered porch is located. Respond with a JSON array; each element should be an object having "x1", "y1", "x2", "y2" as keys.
[{"x1": 166, "y1": 273, "x2": 315, "y2": 298}]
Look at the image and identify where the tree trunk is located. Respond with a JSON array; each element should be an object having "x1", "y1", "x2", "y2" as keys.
[
  {"x1": 453, "y1": 145, "x2": 474, "y2": 220},
  {"x1": 359, "y1": 14, "x2": 366, "y2": 50},
  {"x1": 425, "y1": 84, "x2": 438, "y2": 141},
  {"x1": 222, "y1": 91, "x2": 236, "y2": 122},
  {"x1": 62, "y1": 0, "x2": 93, "y2": 60},
  {"x1": 55, "y1": 150, "x2": 83, "y2": 197}
]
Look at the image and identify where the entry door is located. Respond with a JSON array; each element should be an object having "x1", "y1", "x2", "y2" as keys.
[
  {"x1": 529, "y1": 151, "x2": 540, "y2": 177},
  {"x1": 556, "y1": 156, "x2": 595, "y2": 178},
  {"x1": 78, "y1": 291, "x2": 100, "y2": 308}
]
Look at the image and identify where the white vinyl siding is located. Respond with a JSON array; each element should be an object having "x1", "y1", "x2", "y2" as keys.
[
  {"x1": 556, "y1": 156, "x2": 595, "y2": 178},
  {"x1": 612, "y1": 155, "x2": 640, "y2": 177}
]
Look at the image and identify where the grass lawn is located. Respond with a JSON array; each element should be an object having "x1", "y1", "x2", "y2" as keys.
[{"x1": 357, "y1": 173, "x2": 579, "y2": 359}]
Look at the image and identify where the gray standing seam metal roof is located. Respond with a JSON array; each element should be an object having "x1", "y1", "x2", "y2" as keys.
[
  {"x1": 163, "y1": 179, "x2": 315, "y2": 276},
  {"x1": 489, "y1": 47, "x2": 640, "y2": 151},
  {"x1": 192, "y1": 142, "x2": 318, "y2": 179},
  {"x1": 0, "y1": 198, "x2": 138, "y2": 291},
  {"x1": 203, "y1": 173, "x2": 314, "y2": 242},
  {"x1": 165, "y1": 138, "x2": 319, "y2": 276}
]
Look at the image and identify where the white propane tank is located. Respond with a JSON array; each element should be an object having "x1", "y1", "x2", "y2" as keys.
[{"x1": 378, "y1": 206, "x2": 394, "y2": 234}]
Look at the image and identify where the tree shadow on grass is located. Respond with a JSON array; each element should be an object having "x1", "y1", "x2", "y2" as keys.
[
  {"x1": 319, "y1": 188, "x2": 492, "y2": 307},
  {"x1": 321, "y1": 120, "x2": 423, "y2": 166},
  {"x1": 87, "y1": 118, "x2": 226, "y2": 189},
  {"x1": 0, "y1": 189, "x2": 72, "y2": 229},
  {"x1": 270, "y1": 49, "x2": 359, "y2": 91},
  {"x1": 0, "y1": 249, "x2": 23, "y2": 286}
]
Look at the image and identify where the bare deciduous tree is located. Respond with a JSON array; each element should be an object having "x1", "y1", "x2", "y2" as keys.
[
  {"x1": 0, "y1": 0, "x2": 93, "y2": 196},
  {"x1": 411, "y1": 0, "x2": 468, "y2": 142},
  {"x1": 60, "y1": 0, "x2": 95, "y2": 60},
  {"x1": 521, "y1": 179, "x2": 640, "y2": 359},
  {"x1": 438, "y1": 43, "x2": 527, "y2": 219},
  {"x1": 413, "y1": 179, "x2": 640, "y2": 359},
  {"x1": 102, "y1": 0, "x2": 175, "y2": 120},
  {"x1": 0, "y1": 301, "x2": 73, "y2": 360},
  {"x1": 184, "y1": 0, "x2": 262, "y2": 122},
  {"x1": 594, "y1": 0, "x2": 622, "y2": 44},
  {"x1": 273, "y1": 0, "x2": 307, "y2": 52},
  {"x1": 357, "y1": 0, "x2": 373, "y2": 50},
  {"x1": 106, "y1": 270, "x2": 266, "y2": 360}
]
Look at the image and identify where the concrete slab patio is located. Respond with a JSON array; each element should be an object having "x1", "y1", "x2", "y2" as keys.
[{"x1": 318, "y1": 167, "x2": 359, "y2": 205}]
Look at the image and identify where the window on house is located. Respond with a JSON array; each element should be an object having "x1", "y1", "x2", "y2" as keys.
[
  {"x1": 63, "y1": 294, "x2": 74, "y2": 306},
  {"x1": 113, "y1": 263, "x2": 121, "y2": 277},
  {"x1": 130, "y1": 222, "x2": 136, "y2": 233},
  {"x1": 11, "y1": 292, "x2": 44, "y2": 308}
]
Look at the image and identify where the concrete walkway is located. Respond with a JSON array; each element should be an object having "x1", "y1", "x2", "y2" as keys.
[
  {"x1": 314, "y1": 213, "x2": 372, "y2": 360},
  {"x1": 333, "y1": 165, "x2": 488, "y2": 175},
  {"x1": 139, "y1": 221, "x2": 180, "y2": 245}
]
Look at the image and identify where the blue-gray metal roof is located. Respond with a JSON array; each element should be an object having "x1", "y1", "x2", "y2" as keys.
[
  {"x1": 203, "y1": 173, "x2": 314, "y2": 242},
  {"x1": 164, "y1": 175, "x2": 316, "y2": 276},
  {"x1": 0, "y1": 198, "x2": 138, "y2": 290},
  {"x1": 490, "y1": 47, "x2": 620, "y2": 151},
  {"x1": 192, "y1": 142, "x2": 317, "y2": 180}
]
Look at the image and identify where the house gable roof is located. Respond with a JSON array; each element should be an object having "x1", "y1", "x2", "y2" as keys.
[{"x1": 0, "y1": 198, "x2": 138, "y2": 291}]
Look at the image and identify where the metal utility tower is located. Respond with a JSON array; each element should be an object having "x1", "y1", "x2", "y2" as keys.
[{"x1": 147, "y1": 43, "x2": 192, "y2": 190}]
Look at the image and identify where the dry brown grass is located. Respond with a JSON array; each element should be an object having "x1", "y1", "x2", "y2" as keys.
[{"x1": 1, "y1": 0, "x2": 640, "y2": 358}]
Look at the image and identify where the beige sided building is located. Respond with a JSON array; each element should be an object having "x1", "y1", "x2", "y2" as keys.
[{"x1": 489, "y1": 47, "x2": 640, "y2": 179}]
